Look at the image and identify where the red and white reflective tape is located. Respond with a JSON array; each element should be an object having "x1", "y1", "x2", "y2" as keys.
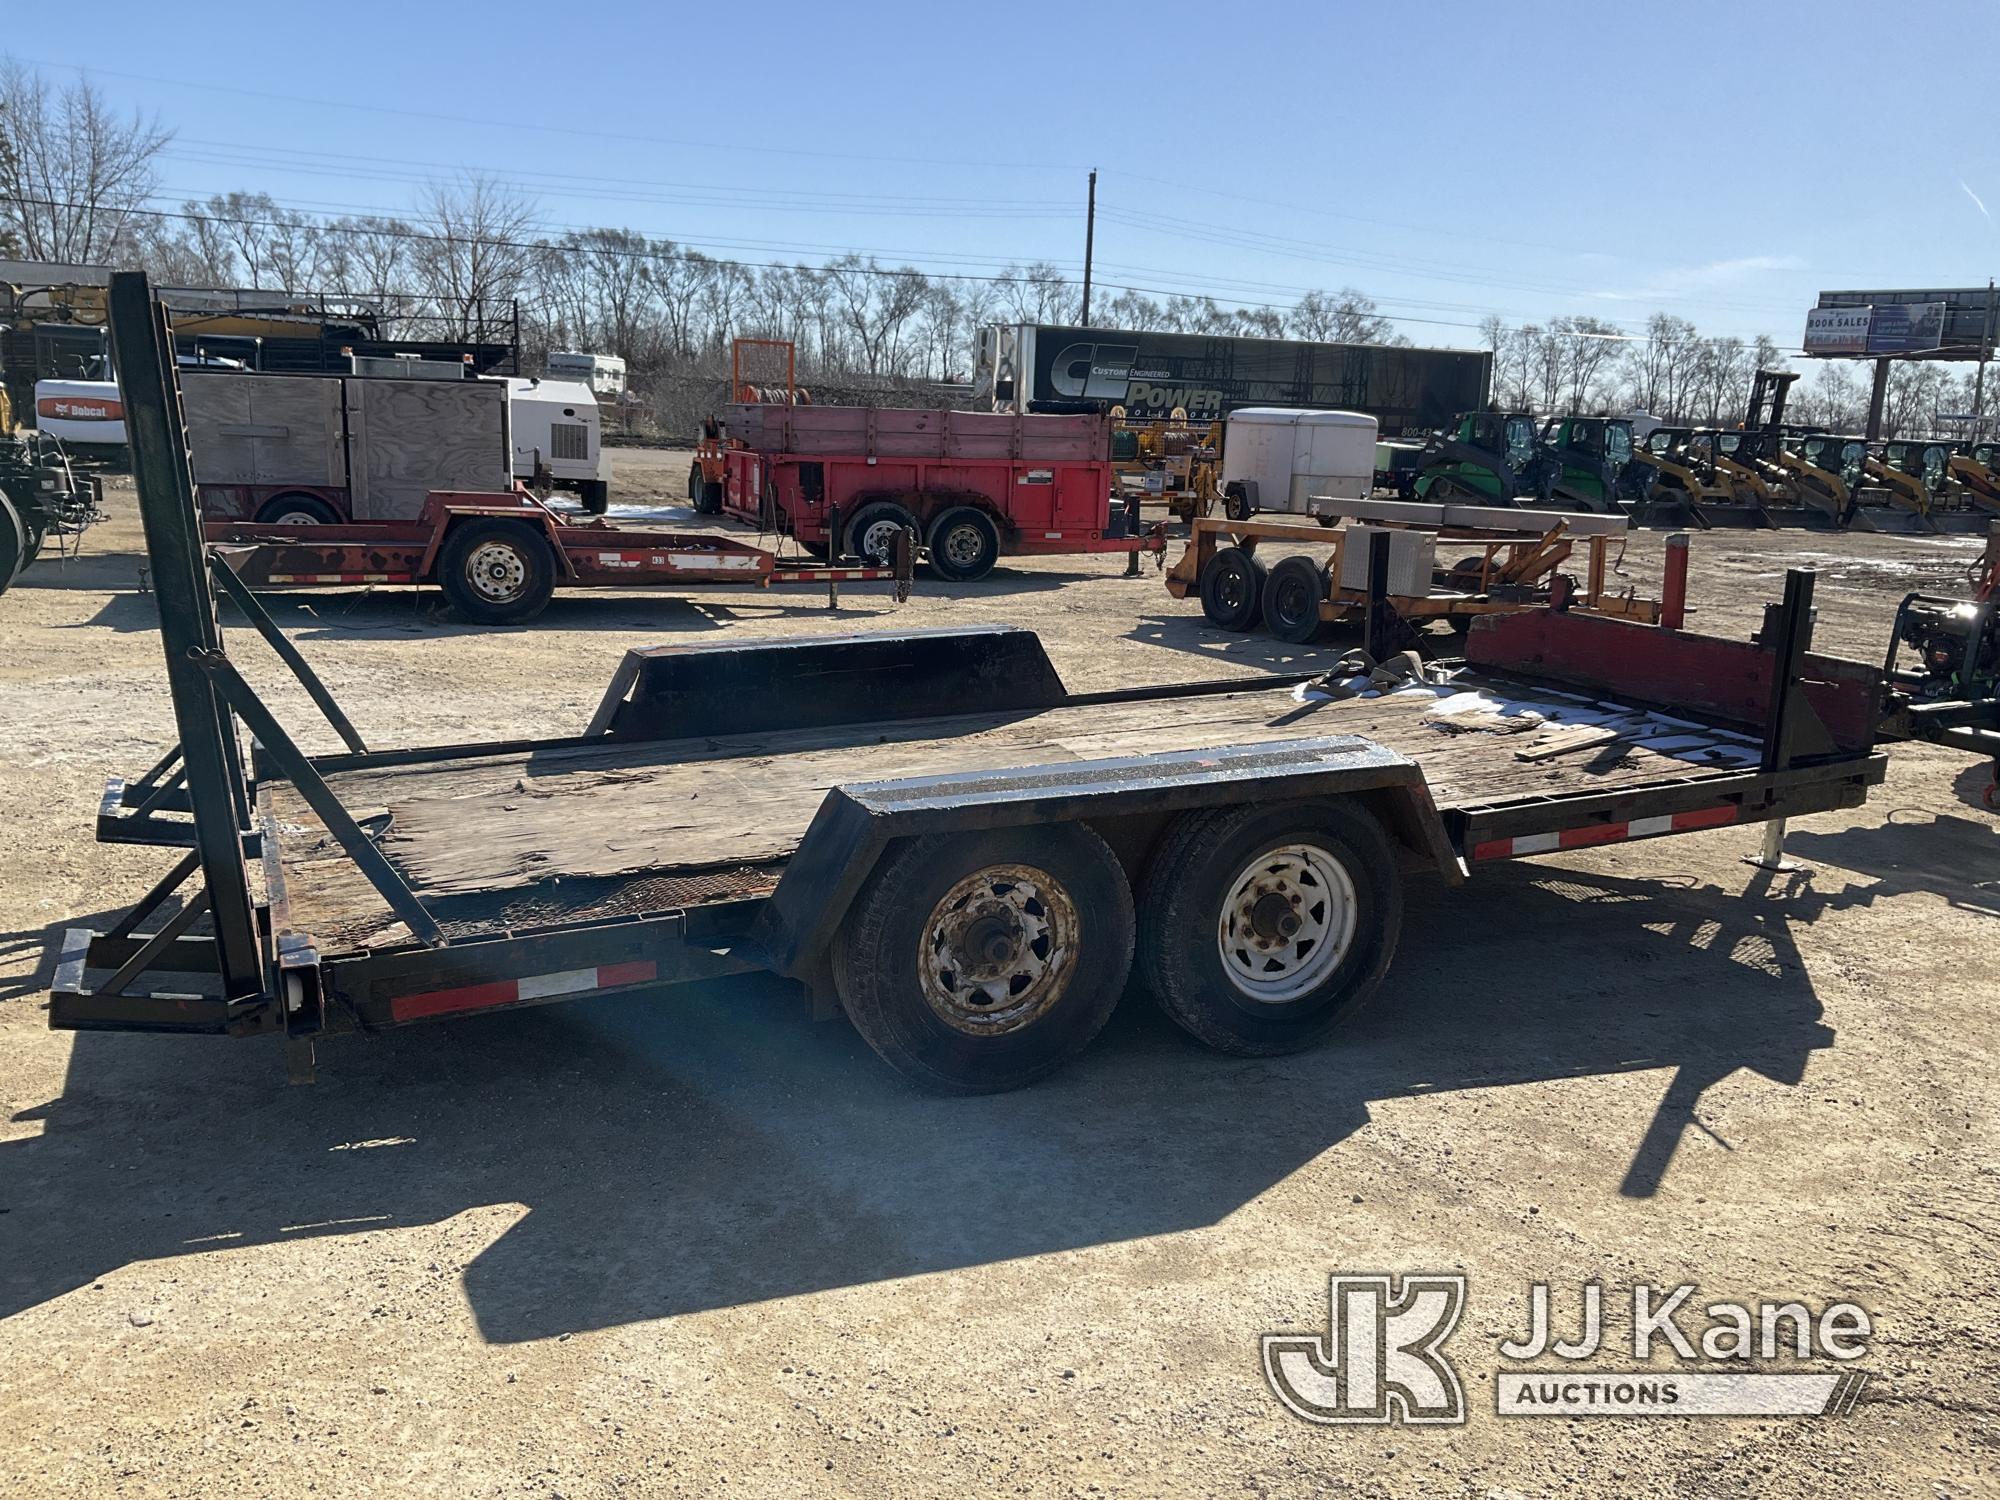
[
  {"x1": 264, "y1": 572, "x2": 414, "y2": 584},
  {"x1": 390, "y1": 959, "x2": 658, "y2": 1022},
  {"x1": 1472, "y1": 805, "x2": 1738, "y2": 862},
  {"x1": 777, "y1": 568, "x2": 888, "y2": 583}
]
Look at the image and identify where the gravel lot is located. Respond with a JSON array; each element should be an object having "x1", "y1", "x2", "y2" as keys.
[{"x1": 1, "y1": 448, "x2": 1994, "y2": 1497}]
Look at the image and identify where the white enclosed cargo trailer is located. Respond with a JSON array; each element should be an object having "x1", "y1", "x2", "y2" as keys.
[{"x1": 1219, "y1": 407, "x2": 1378, "y2": 520}]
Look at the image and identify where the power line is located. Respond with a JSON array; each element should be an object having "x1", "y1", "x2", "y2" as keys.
[{"x1": 13, "y1": 53, "x2": 1087, "y2": 175}]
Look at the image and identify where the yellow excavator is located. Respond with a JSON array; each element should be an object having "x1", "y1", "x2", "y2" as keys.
[
  {"x1": 1947, "y1": 441, "x2": 2000, "y2": 514},
  {"x1": 1863, "y1": 443, "x2": 1938, "y2": 528},
  {"x1": 1627, "y1": 425, "x2": 1736, "y2": 527},
  {"x1": 1780, "y1": 433, "x2": 1867, "y2": 525}
]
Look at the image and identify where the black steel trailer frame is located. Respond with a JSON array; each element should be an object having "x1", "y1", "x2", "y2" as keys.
[{"x1": 49, "y1": 275, "x2": 1890, "y2": 1092}]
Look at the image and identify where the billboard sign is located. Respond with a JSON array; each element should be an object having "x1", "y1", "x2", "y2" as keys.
[
  {"x1": 1812, "y1": 287, "x2": 1996, "y2": 358},
  {"x1": 1863, "y1": 301, "x2": 1946, "y2": 355},
  {"x1": 1804, "y1": 306, "x2": 1871, "y2": 354}
]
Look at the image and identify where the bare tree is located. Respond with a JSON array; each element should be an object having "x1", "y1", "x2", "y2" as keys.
[
  {"x1": 1556, "y1": 316, "x2": 1621, "y2": 411},
  {"x1": 408, "y1": 174, "x2": 537, "y2": 341},
  {"x1": 0, "y1": 60, "x2": 171, "y2": 263},
  {"x1": 1287, "y1": 288, "x2": 1398, "y2": 344},
  {"x1": 995, "y1": 261, "x2": 1078, "y2": 324}
]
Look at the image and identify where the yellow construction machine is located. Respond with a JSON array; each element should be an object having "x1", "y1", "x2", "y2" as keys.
[{"x1": 1109, "y1": 410, "x2": 1223, "y2": 522}]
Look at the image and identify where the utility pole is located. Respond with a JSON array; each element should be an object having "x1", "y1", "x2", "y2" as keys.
[
  {"x1": 1973, "y1": 277, "x2": 1996, "y2": 445},
  {"x1": 1080, "y1": 168, "x2": 1097, "y2": 327}
]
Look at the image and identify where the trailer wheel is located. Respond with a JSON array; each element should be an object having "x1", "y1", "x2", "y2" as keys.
[
  {"x1": 438, "y1": 518, "x2": 557, "y2": 625},
  {"x1": 926, "y1": 506, "x2": 1001, "y2": 581},
  {"x1": 1137, "y1": 800, "x2": 1401, "y2": 1056},
  {"x1": 255, "y1": 493, "x2": 341, "y2": 526},
  {"x1": 1262, "y1": 555, "x2": 1328, "y2": 643},
  {"x1": 833, "y1": 824, "x2": 1135, "y2": 1093},
  {"x1": 845, "y1": 501, "x2": 919, "y2": 565},
  {"x1": 1198, "y1": 546, "x2": 1266, "y2": 631},
  {"x1": 0, "y1": 495, "x2": 25, "y2": 590},
  {"x1": 1223, "y1": 482, "x2": 1254, "y2": 521},
  {"x1": 578, "y1": 479, "x2": 611, "y2": 514}
]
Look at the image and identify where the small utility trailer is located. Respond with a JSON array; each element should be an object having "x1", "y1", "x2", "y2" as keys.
[
  {"x1": 1168, "y1": 506, "x2": 1669, "y2": 643},
  {"x1": 202, "y1": 487, "x2": 911, "y2": 625},
  {"x1": 54, "y1": 276, "x2": 1890, "y2": 1093}
]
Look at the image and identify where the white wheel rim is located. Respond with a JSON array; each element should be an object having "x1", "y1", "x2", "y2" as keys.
[
  {"x1": 942, "y1": 522, "x2": 985, "y2": 566},
  {"x1": 859, "y1": 519, "x2": 902, "y2": 561},
  {"x1": 271, "y1": 509, "x2": 322, "y2": 525},
  {"x1": 466, "y1": 541, "x2": 528, "y2": 602},
  {"x1": 1216, "y1": 842, "x2": 1357, "y2": 1004},
  {"x1": 917, "y1": 863, "x2": 1078, "y2": 1035}
]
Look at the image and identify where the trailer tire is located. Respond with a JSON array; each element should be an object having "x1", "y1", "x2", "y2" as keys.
[
  {"x1": 578, "y1": 479, "x2": 611, "y2": 514},
  {"x1": 255, "y1": 493, "x2": 341, "y2": 526},
  {"x1": 1262, "y1": 555, "x2": 1328, "y2": 643},
  {"x1": 925, "y1": 506, "x2": 1001, "y2": 581},
  {"x1": 833, "y1": 824, "x2": 1135, "y2": 1093},
  {"x1": 438, "y1": 518, "x2": 557, "y2": 625},
  {"x1": 1198, "y1": 546, "x2": 1265, "y2": 631},
  {"x1": 697, "y1": 479, "x2": 724, "y2": 515},
  {"x1": 1223, "y1": 481, "x2": 1253, "y2": 521},
  {"x1": 0, "y1": 494, "x2": 25, "y2": 590},
  {"x1": 845, "y1": 501, "x2": 919, "y2": 565},
  {"x1": 1138, "y1": 800, "x2": 1401, "y2": 1056}
]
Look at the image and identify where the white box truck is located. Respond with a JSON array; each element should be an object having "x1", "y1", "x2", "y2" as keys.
[{"x1": 1219, "y1": 408, "x2": 1378, "y2": 520}]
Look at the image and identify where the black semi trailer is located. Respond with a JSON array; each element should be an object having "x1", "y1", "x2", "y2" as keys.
[
  {"x1": 54, "y1": 279, "x2": 1893, "y2": 1093},
  {"x1": 975, "y1": 321, "x2": 1492, "y2": 433}
]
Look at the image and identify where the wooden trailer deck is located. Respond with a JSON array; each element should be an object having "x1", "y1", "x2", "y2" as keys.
[{"x1": 267, "y1": 676, "x2": 1760, "y2": 954}]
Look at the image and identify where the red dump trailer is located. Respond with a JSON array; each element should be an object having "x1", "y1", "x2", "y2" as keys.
[{"x1": 712, "y1": 403, "x2": 1162, "y2": 580}]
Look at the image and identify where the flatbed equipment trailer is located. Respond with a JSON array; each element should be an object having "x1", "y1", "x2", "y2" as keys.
[
  {"x1": 202, "y1": 487, "x2": 911, "y2": 625},
  {"x1": 1168, "y1": 511, "x2": 1667, "y2": 644},
  {"x1": 55, "y1": 276, "x2": 1889, "y2": 1093}
]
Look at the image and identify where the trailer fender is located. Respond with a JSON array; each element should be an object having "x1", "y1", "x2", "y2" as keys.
[
  {"x1": 418, "y1": 496, "x2": 578, "y2": 580},
  {"x1": 587, "y1": 625, "x2": 1070, "y2": 739},
  {"x1": 753, "y1": 736, "x2": 1456, "y2": 981}
]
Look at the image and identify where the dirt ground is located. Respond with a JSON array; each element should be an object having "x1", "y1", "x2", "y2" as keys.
[{"x1": 1, "y1": 447, "x2": 1995, "y2": 1498}]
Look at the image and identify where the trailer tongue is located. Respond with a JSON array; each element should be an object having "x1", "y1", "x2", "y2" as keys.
[{"x1": 51, "y1": 275, "x2": 1890, "y2": 1094}]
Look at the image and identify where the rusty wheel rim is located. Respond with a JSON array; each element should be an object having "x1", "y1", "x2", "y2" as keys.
[{"x1": 917, "y1": 863, "x2": 1078, "y2": 1035}]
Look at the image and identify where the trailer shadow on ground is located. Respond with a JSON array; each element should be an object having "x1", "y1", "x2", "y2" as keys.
[
  {"x1": 1785, "y1": 809, "x2": 2000, "y2": 917},
  {"x1": 2, "y1": 856, "x2": 1876, "y2": 1346}
]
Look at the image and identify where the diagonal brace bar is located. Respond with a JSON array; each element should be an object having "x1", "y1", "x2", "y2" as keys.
[
  {"x1": 209, "y1": 555, "x2": 368, "y2": 754},
  {"x1": 106, "y1": 847, "x2": 202, "y2": 940},
  {"x1": 100, "y1": 889, "x2": 210, "y2": 998},
  {"x1": 189, "y1": 648, "x2": 447, "y2": 948}
]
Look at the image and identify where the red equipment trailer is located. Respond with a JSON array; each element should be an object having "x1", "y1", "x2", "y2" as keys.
[
  {"x1": 713, "y1": 403, "x2": 1164, "y2": 581},
  {"x1": 203, "y1": 488, "x2": 910, "y2": 625}
]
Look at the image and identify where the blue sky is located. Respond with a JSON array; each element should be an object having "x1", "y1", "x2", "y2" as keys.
[{"x1": 16, "y1": 0, "x2": 2000, "y2": 352}]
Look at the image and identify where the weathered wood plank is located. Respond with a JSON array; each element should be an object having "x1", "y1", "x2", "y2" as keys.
[{"x1": 270, "y1": 680, "x2": 1726, "y2": 948}]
